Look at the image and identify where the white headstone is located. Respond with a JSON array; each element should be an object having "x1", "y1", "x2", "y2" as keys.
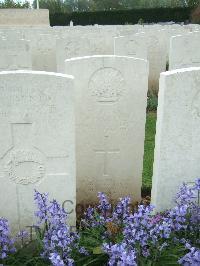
[
  {"x1": 0, "y1": 71, "x2": 76, "y2": 233},
  {"x1": 65, "y1": 55, "x2": 148, "y2": 204},
  {"x1": 169, "y1": 32, "x2": 200, "y2": 70},
  {"x1": 0, "y1": 38, "x2": 32, "y2": 71},
  {"x1": 145, "y1": 30, "x2": 166, "y2": 93},
  {"x1": 151, "y1": 67, "x2": 200, "y2": 211},
  {"x1": 31, "y1": 34, "x2": 57, "y2": 72},
  {"x1": 56, "y1": 35, "x2": 114, "y2": 73},
  {"x1": 114, "y1": 33, "x2": 147, "y2": 59}
]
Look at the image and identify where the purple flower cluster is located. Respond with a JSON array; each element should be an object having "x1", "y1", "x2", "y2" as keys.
[
  {"x1": 34, "y1": 190, "x2": 77, "y2": 266},
  {"x1": 167, "y1": 180, "x2": 200, "y2": 234},
  {"x1": 101, "y1": 178, "x2": 200, "y2": 265},
  {"x1": 124, "y1": 204, "x2": 155, "y2": 247},
  {"x1": 83, "y1": 194, "x2": 132, "y2": 228},
  {"x1": 175, "y1": 182, "x2": 196, "y2": 205},
  {"x1": 0, "y1": 178, "x2": 199, "y2": 265},
  {"x1": 83, "y1": 206, "x2": 96, "y2": 227},
  {"x1": 0, "y1": 217, "x2": 16, "y2": 259},
  {"x1": 113, "y1": 196, "x2": 131, "y2": 222},
  {"x1": 103, "y1": 242, "x2": 137, "y2": 266},
  {"x1": 194, "y1": 178, "x2": 200, "y2": 191},
  {"x1": 34, "y1": 190, "x2": 49, "y2": 225},
  {"x1": 97, "y1": 192, "x2": 111, "y2": 213},
  {"x1": 179, "y1": 244, "x2": 200, "y2": 266}
]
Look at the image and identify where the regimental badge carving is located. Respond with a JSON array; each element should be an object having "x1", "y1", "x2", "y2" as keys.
[
  {"x1": 89, "y1": 67, "x2": 125, "y2": 103},
  {"x1": 4, "y1": 149, "x2": 45, "y2": 185}
]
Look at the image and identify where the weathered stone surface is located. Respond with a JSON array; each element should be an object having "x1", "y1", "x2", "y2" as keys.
[
  {"x1": 30, "y1": 34, "x2": 57, "y2": 72},
  {"x1": 0, "y1": 9, "x2": 49, "y2": 26},
  {"x1": 169, "y1": 32, "x2": 200, "y2": 70},
  {"x1": 0, "y1": 38, "x2": 32, "y2": 71},
  {"x1": 57, "y1": 35, "x2": 114, "y2": 73},
  {"x1": 151, "y1": 67, "x2": 200, "y2": 211},
  {"x1": 144, "y1": 30, "x2": 167, "y2": 92},
  {"x1": 65, "y1": 55, "x2": 148, "y2": 204},
  {"x1": 0, "y1": 71, "x2": 76, "y2": 233},
  {"x1": 114, "y1": 33, "x2": 147, "y2": 59}
]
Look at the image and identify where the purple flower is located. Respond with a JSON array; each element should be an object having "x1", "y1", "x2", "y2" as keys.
[
  {"x1": 0, "y1": 217, "x2": 16, "y2": 259},
  {"x1": 142, "y1": 246, "x2": 150, "y2": 257},
  {"x1": 82, "y1": 207, "x2": 100, "y2": 227},
  {"x1": 79, "y1": 246, "x2": 89, "y2": 255},
  {"x1": 49, "y1": 252, "x2": 65, "y2": 266},
  {"x1": 150, "y1": 214, "x2": 163, "y2": 225},
  {"x1": 175, "y1": 183, "x2": 196, "y2": 206},
  {"x1": 97, "y1": 192, "x2": 111, "y2": 213},
  {"x1": 124, "y1": 204, "x2": 155, "y2": 247},
  {"x1": 84, "y1": 206, "x2": 95, "y2": 221},
  {"x1": 113, "y1": 196, "x2": 131, "y2": 222},
  {"x1": 194, "y1": 178, "x2": 200, "y2": 191},
  {"x1": 179, "y1": 247, "x2": 200, "y2": 265},
  {"x1": 34, "y1": 190, "x2": 78, "y2": 265},
  {"x1": 34, "y1": 190, "x2": 49, "y2": 225},
  {"x1": 17, "y1": 230, "x2": 29, "y2": 239},
  {"x1": 103, "y1": 242, "x2": 137, "y2": 266}
]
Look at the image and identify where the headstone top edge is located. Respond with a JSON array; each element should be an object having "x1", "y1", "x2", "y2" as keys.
[
  {"x1": 0, "y1": 70, "x2": 74, "y2": 80},
  {"x1": 65, "y1": 55, "x2": 148, "y2": 64},
  {"x1": 161, "y1": 67, "x2": 200, "y2": 77}
]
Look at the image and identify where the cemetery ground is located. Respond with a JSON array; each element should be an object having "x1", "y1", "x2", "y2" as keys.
[{"x1": 142, "y1": 111, "x2": 157, "y2": 194}]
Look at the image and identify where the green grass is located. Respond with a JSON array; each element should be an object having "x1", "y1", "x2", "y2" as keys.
[{"x1": 142, "y1": 112, "x2": 157, "y2": 193}]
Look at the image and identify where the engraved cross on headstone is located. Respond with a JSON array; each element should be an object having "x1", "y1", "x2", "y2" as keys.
[{"x1": 95, "y1": 135, "x2": 119, "y2": 177}]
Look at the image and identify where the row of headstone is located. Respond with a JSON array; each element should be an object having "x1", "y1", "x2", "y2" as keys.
[
  {"x1": 2, "y1": 58, "x2": 200, "y2": 233},
  {"x1": 0, "y1": 55, "x2": 148, "y2": 234},
  {"x1": 1, "y1": 23, "x2": 200, "y2": 234},
  {"x1": 0, "y1": 24, "x2": 198, "y2": 92},
  {"x1": 151, "y1": 29, "x2": 200, "y2": 211}
]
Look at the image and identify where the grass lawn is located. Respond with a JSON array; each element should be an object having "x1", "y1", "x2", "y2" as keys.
[{"x1": 142, "y1": 112, "x2": 157, "y2": 193}]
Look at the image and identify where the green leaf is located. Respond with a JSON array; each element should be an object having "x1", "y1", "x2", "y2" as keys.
[{"x1": 93, "y1": 246, "x2": 103, "y2": 255}]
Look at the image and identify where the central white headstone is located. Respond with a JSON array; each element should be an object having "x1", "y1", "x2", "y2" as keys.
[
  {"x1": 0, "y1": 71, "x2": 76, "y2": 233},
  {"x1": 65, "y1": 55, "x2": 148, "y2": 204}
]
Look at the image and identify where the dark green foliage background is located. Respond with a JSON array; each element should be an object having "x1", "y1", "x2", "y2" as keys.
[{"x1": 50, "y1": 7, "x2": 193, "y2": 26}]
